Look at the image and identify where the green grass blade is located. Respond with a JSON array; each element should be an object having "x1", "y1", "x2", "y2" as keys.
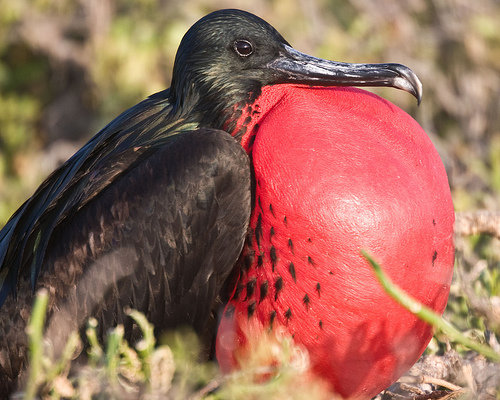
[
  {"x1": 24, "y1": 289, "x2": 49, "y2": 400},
  {"x1": 361, "y1": 250, "x2": 500, "y2": 362}
]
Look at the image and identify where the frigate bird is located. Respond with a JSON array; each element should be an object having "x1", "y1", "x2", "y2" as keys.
[{"x1": 0, "y1": 9, "x2": 453, "y2": 399}]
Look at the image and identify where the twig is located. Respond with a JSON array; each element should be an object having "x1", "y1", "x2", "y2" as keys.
[
  {"x1": 189, "y1": 377, "x2": 223, "y2": 400},
  {"x1": 362, "y1": 251, "x2": 500, "y2": 362},
  {"x1": 398, "y1": 375, "x2": 462, "y2": 391},
  {"x1": 455, "y1": 210, "x2": 500, "y2": 240}
]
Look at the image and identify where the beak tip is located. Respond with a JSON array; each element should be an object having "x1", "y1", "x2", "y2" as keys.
[
  {"x1": 395, "y1": 64, "x2": 423, "y2": 105},
  {"x1": 414, "y1": 86, "x2": 422, "y2": 106},
  {"x1": 414, "y1": 77, "x2": 423, "y2": 106}
]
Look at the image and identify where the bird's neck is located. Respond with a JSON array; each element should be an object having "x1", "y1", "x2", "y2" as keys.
[
  {"x1": 169, "y1": 83, "x2": 295, "y2": 145},
  {"x1": 169, "y1": 77, "x2": 271, "y2": 137},
  {"x1": 225, "y1": 85, "x2": 290, "y2": 151},
  {"x1": 171, "y1": 84, "x2": 289, "y2": 148}
]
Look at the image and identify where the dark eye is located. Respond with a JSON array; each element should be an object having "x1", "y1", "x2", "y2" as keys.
[{"x1": 233, "y1": 40, "x2": 253, "y2": 57}]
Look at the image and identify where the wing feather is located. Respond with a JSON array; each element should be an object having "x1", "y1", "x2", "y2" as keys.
[
  {"x1": 0, "y1": 90, "x2": 199, "y2": 303},
  {"x1": 0, "y1": 128, "x2": 250, "y2": 392}
]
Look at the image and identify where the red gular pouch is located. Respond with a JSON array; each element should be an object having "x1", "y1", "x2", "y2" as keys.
[{"x1": 218, "y1": 85, "x2": 455, "y2": 400}]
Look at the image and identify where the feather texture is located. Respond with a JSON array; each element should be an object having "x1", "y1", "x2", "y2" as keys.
[{"x1": 0, "y1": 125, "x2": 251, "y2": 392}]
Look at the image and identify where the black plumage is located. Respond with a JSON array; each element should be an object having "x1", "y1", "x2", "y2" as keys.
[{"x1": 0, "y1": 125, "x2": 251, "y2": 391}]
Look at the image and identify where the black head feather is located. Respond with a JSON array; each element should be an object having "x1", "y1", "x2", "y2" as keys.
[{"x1": 169, "y1": 9, "x2": 290, "y2": 127}]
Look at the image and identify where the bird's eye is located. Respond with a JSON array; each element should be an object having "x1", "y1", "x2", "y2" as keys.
[{"x1": 233, "y1": 40, "x2": 254, "y2": 57}]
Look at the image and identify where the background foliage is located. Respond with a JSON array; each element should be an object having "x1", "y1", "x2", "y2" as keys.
[{"x1": 0, "y1": 0, "x2": 499, "y2": 398}]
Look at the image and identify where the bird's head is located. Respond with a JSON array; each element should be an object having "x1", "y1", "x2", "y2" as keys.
[{"x1": 169, "y1": 9, "x2": 422, "y2": 129}]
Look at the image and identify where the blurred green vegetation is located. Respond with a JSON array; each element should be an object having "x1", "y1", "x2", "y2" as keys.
[
  {"x1": 21, "y1": 292, "x2": 332, "y2": 399},
  {"x1": 1, "y1": 0, "x2": 499, "y2": 397}
]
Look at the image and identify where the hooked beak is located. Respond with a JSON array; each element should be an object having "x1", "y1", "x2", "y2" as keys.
[{"x1": 267, "y1": 45, "x2": 422, "y2": 104}]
